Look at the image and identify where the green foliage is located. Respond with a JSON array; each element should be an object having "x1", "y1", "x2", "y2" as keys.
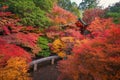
[
  {"x1": 105, "y1": 2, "x2": 120, "y2": 24},
  {"x1": 57, "y1": 0, "x2": 81, "y2": 17},
  {"x1": 37, "y1": 36, "x2": 51, "y2": 57},
  {"x1": 78, "y1": 0, "x2": 99, "y2": 10},
  {"x1": 33, "y1": 0, "x2": 53, "y2": 12},
  {"x1": 57, "y1": 0, "x2": 71, "y2": 10},
  {"x1": 70, "y1": 2, "x2": 82, "y2": 17},
  {"x1": 107, "y1": 2, "x2": 120, "y2": 12},
  {"x1": 3, "y1": 0, "x2": 51, "y2": 27},
  {"x1": 106, "y1": 13, "x2": 120, "y2": 24}
]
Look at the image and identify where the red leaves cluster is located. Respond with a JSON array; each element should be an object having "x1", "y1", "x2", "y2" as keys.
[
  {"x1": 0, "y1": 7, "x2": 41, "y2": 65},
  {"x1": 0, "y1": 12, "x2": 12, "y2": 17},
  {"x1": 0, "y1": 38, "x2": 31, "y2": 66},
  {"x1": 1, "y1": 33, "x2": 41, "y2": 54},
  {"x1": 44, "y1": 26, "x2": 62, "y2": 39},
  {"x1": 0, "y1": 12, "x2": 20, "y2": 35},
  {"x1": 46, "y1": 4, "x2": 80, "y2": 40},
  {"x1": 0, "y1": 6, "x2": 11, "y2": 17},
  {"x1": 88, "y1": 17, "x2": 115, "y2": 37},
  {"x1": 63, "y1": 29, "x2": 84, "y2": 39},
  {"x1": 49, "y1": 4, "x2": 77, "y2": 25},
  {"x1": 0, "y1": 9, "x2": 41, "y2": 56},
  {"x1": 83, "y1": 8, "x2": 105, "y2": 24},
  {"x1": 58, "y1": 19, "x2": 120, "y2": 80}
]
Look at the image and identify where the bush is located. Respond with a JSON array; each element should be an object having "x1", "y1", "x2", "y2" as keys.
[
  {"x1": 0, "y1": 38, "x2": 31, "y2": 65},
  {"x1": 33, "y1": 0, "x2": 53, "y2": 12},
  {"x1": 0, "y1": 57, "x2": 31, "y2": 80},
  {"x1": 37, "y1": 36, "x2": 51, "y2": 57},
  {"x1": 4, "y1": 0, "x2": 51, "y2": 27},
  {"x1": 51, "y1": 37, "x2": 81, "y2": 58}
]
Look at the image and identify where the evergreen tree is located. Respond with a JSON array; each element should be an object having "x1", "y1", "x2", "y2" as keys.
[
  {"x1": 57, "y1": 0, "x2": 72, "y2": 11},
  {"x1": 105, "y1": 1, "x2": 120, "y2": 24},
  {"x1": 78, "y1": 0, "x2": 99, "y2": 10}
]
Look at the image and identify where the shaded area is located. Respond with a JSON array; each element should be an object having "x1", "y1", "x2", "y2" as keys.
[
  {"x1": 32, "y1": 64, "x2": 60, "y2": 80},
  {"x1": 30, "y1": 59, "x2": 61, "y2": 80}
]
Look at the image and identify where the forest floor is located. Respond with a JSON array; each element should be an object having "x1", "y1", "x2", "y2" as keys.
[{"x1": 30, "y1": 60, "x2": 60, "y2": 80}]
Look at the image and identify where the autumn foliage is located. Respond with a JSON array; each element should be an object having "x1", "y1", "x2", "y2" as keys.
[
  {"x1": 58, "y1": 19, "x2": 120, "y2": 80},
  {"x1": 49, "y1": 4, "x2": 77, "y2": 26},
  {"x1": 1, "y1": 33, "x2": 41, "y2": 54},
  {"x1": 0, "y1": 7, "x2": 41, "y2": 57},
  {"x1": 51, "y1": 37, "x2": 81, "y2": 58},
  {"x1": 88, "y1": 17, "x2": 116, "y2": 37},
  {"x1": 0, "y1": 38, "x2": 31, "y2": 65},
  {"x1": 0, "y1": 57, "x2": 31, "y2": 80},
  {"x1": 0, "y1": 3, "x2": 120, "y2": 80},
  {"x1": 83, "y1": 8, "x2": 105, "y2": 24}
]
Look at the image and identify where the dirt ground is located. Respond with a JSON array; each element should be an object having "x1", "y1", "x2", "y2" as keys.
[{"x1": 31, "y1": 61, "x2": 60, "y2": 80}]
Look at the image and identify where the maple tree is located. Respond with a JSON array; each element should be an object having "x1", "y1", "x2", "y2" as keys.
[
  {"x1": 83, "y1": 8, "x2": 105, "y2": 24},
  {"x1": 0, "y1": 38, "x2": 31, "y2": 65},
  {"x1": 48, "y1": 4, "x2": 77, "y2": 28},
  {"x1": 0, "y1": 2, "x2": 120, "y2": 80},
  {"x1": 0, "y1": 12, "x2": 20, "y2": 35},
  {"x1": 1, "y1": 33, "x2": 41, "y2": 55},
  {"x1": 63, "y1": 29, "x2": 84, "y2": 39},
  {"x1": 57, "y1": 0, "x2": 81, "y2": 17},
  {"x1": 88, "y1": 17, "x2": 115, "y2": 37},
  {"x1": 58, "y1": 25, "x2": 120, "y2": 80},
  {"x1": 44, "y1": 26, "x2": 62, "y2": 39},
  {"x1": 0, "y1": 57, "x2": 31, "y2": 80},
  {"x1": 0, "y1": 8, "x2": 42, "y2": 56}
]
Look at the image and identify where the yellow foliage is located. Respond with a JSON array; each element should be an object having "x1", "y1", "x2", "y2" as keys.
[
  {"x1": 58, "y1": 51, "x2": 67, "y2": 58},
  {"x1": 52, "y1": 37, "x2": 81, "y2": 58},
  {"x1": 0, "y1": 57, "x2": 31, "y2": 80},
  {"x1": 52, "y1": 38, "x2": 66, "y2": 53}
]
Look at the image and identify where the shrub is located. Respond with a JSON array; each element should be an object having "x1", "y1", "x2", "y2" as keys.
[
  {"x1": 4, "y1": 0, "x2": 51, "y2": 27},
  {"x1": 33, "y1": 0, "x2": 54, "y2": 12},
  {"x1": 51, "y1": 37, "x2": 81, "y2": 58},
  {"x1": 0, "y1": 38, "x2": 31, "y2": 65},
  {"x1": 0, "y1": 57, "x2": 31, "y2": 80},
  {"x1": 1, "y1": 33, "x2": 41, "y2": 55},
  {"x1": 37, "y1": 36, "x2": 51, "y2": 57}
]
